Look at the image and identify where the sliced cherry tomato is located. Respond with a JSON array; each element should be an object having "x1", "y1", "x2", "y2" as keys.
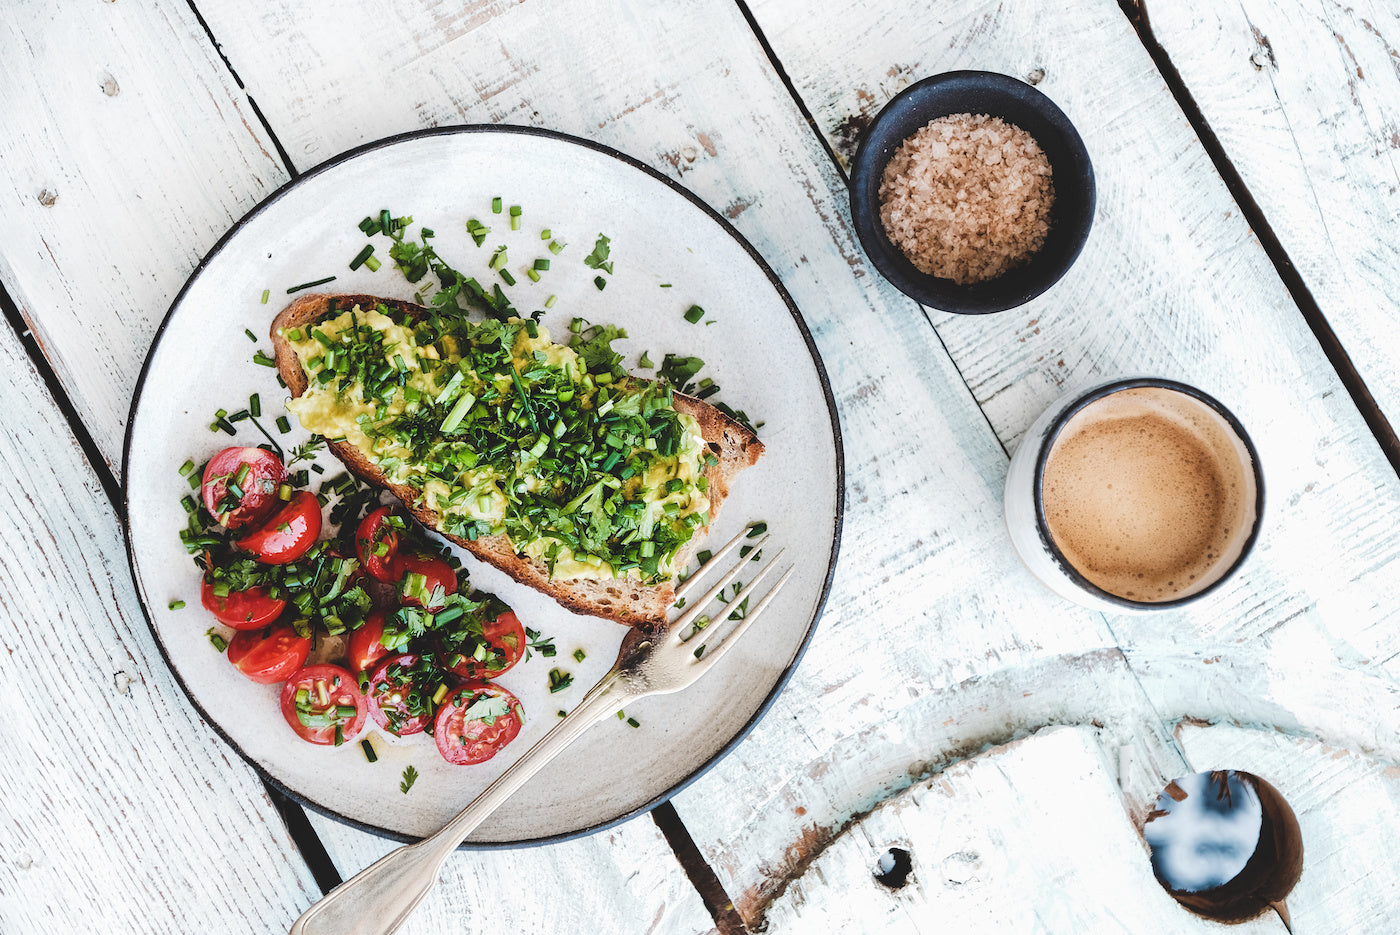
[
  {"x1": 201, "y1": 578, "x2": 285, "y2": 630},
  {"x1": 398, "y1": 551, "x2": 457, "y2": 611},
  {"x1": 355, "y1": 507, "x2": 403, "y2": 583},
  {"x1": 226, "y1": 624, "x2": 311, "y2": 684},
  {"x1": 434, "y1": 682, "x2": 524, "y2": 765},
  {"x1": 438, "y1": 610, "x2": 526, "y2": 680},
  {"x1": 366, "y1": 654, "x2": 435, "y2": 736},
  {"x1": 279, "y1": 664, "x2": 367, "y2": 746},
  {"x1": 236, "y1": 490, "x2": 322, "y2": 564},
  {"x1": 347, "y1": 609, "x2": 395, "y2": 674},
  {"x1": 201, "y1": 447, "x2": 287, "y2": 530}
]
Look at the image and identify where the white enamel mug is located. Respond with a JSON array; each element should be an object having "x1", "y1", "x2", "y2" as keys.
[{"x1": 1004, "y1": 377, "x2": 1264, "y2": 613}]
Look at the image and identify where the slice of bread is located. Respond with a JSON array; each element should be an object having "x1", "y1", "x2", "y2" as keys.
[{"x1": 270, "y1": 293, "x2": 764, "y2": 630}]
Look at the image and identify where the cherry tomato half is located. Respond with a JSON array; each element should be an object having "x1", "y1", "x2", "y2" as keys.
[
  {"x1": 366, "y1": 654, "x2": 434, "y2": 736},
  {"x1": 347, "y1": 608, "x2": 394, "y2": 674},
  {"x1": 226, "y1": 624, "x2": 311, "y2": 684},
  {"x1": 201, "y1": 578, "x2": 285, "y2": 630},
  {"x1": 201, "y1": 447, "x2": 287, "y2": 530},
  {"x1": 438, "y1": 610, "x2": 526, "y2": 681},
  {"x1": 355, "y1": 507, "x2": 402, "y2": 583},
  {"x1": 236, "y1": 490, "x2": 322, "y2": 564},
  {"x1": 279, "y1": 664, "x2": 367, "y2": 746},
  {"x1": 434, "y1": 682, "x2": 524, "y2": 765},
  {"x1": 398, "y1": 552, "x2": 457, "y2": 611}
]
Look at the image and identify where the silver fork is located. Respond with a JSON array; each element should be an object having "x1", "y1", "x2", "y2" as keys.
[{"x1": 290, "y1": 525, "x2": 793, "y2": 935}]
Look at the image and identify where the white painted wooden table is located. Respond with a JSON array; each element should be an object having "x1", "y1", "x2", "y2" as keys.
[{"x1": 3, "y1": 0, "x2": 1400, "y2": 932}]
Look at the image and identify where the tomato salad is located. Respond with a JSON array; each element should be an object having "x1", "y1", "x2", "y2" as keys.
[{"x1": 180, "y1": 444, "x2": 528, "y2": 765}]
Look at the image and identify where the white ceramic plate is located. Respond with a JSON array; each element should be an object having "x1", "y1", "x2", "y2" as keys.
[{"x1": 123, "y1": 127, "x2": 841, "y2": 844}]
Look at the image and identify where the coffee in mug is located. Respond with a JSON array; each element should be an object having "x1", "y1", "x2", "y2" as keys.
[{"x1": 1004, "y1": 378, "x2": 1262, "y2": 611}]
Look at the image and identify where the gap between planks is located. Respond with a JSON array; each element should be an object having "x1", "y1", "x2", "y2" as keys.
[
  {"x1": 0, "y1": 274, "x2": 350, "y2": 895},
  {"x1": 1123, "y1": 0, "x2": 1400, "y2": 476}
]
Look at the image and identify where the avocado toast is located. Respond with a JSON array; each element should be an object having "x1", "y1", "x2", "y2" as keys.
[{"x1": 270, "y1": 293, "x2": 763, "y2": 630}]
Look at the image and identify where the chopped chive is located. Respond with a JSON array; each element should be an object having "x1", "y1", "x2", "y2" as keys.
[
  {"x1": 684, "y1": 304, "x2": 705, "y2": 323},
  {"x1": 616, "y1": 710, "x2": 625, "y2": 720},
  {"x1": 208, "y1": 630, "x2": 228, "y2": 652},
  {"x1": 747, "y1": 522, "x2": 768, "y2": 538},
  {"x1": 492, "y1": 196, "x2": 502, "y2": 214},
  {"x1": 548, "y1": 239, "x2": 564, "y2": 255},
  {"x1": 540, "y1": 228, "x2": 552, "y2": 240},
  {"x1": 659, "y1": 283, "x2": 672, "y2": 288},
  {"x1": 533, "y1": 258, "x2": 550, "y2": 271},
  {"x1": 379, "y1": 209, "x2": 392, "y2": 235},
  {"x1": 260, "y1": 289, "x2": 270, "y2": 304},
  {"x1": 358, "y1": 216, "x2": 376, "y2": 234},
  {"x1": 627, "y1": 717, "x2": 640, "y2": 728},
  {"x1": 545, "y1": 295, "x2": 557, "y2": 309},
  {"x1": 594, "y1": 276, "x2": 606, "y2": 291},
  {"x1": 244, "y1": 328, "x2": 257, "y2": 342},
  {"x1": 572, "y1": 648, "x2": 586, "y2": 663},
  {"x1": 168, "y1": 599, "x2": 186, "y2": 611},
  {"x1": 557, "y1": 710, "x2": 567, "y2": 717},
  {"x1": 466, "y1": 218, "x2": 490, "y2": 247},
  {"x1": 499, "y1": 269, "x2": 516, "y2": 286},
  {"x1": 638, "y1": 351, "x2": 654, "y2": 368},
  {"x1": 178, "y1": 459, "x2": 196, "y2": 477},
  {"x1": 526, "y1": 268, "x2": 540, "y2": 283},
  {"x1": 349, "y1": 244, "x2": 375, "y2": 270},
  {"x1": 276, "y1": 415, "x2": 291, "y2": 434},
  {"x1": 286, "y1": 276, "x2": 336, "y2": 294},
  {"x1": 249, "y1": 393, "x2": 261, "y2": 418},
  {"x1": 360, "y1": 738, "x2": 378, "y2": 763}
]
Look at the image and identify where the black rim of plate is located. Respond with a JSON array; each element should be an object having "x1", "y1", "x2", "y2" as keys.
[
  {"x1": 849, "y1": 70, "x2": 1095, "y2": 314},
  {"x1": 119, "y1": 124, "x2": 846, "y2": 849},
  {"x1": 1030, "y1": 377, "x2": 1265, "y2": 610}
]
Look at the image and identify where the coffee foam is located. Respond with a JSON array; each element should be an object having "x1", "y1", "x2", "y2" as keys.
[{"x1": 1040, "y1": 387, "x2": 1254, "y2": 602}]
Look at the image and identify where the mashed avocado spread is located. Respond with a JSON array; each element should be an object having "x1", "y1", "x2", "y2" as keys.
[{"x1": 282, "y1": 303, "x2": 712, "y2": 582}]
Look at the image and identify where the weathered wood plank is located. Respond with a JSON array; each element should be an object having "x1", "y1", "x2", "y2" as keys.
[
  {"x1": 762, "y1": 726, "x2": 1283, "y2": 934},
  {"x1": 191, "y1": 0, "x2": 1132, "y2": 920},
  {"x1": 0, "y1": 0, "x2": 289, "y2": 475},
  {"x1": 0, "y1": 325, "x2": 321, "y2": 931},
  {"x1": 1148, "y1": 0, "x2": 1400, "y2": 444},
  {"x1": 1175, "y1": 721, "x2": 1400, "y2": 933}
]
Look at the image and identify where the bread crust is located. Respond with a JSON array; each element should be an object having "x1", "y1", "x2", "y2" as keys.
[{"x1": 270, "y1": 293, "x2": 763, "y2": 630}]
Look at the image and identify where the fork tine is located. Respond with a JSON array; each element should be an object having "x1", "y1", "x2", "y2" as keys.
[
  {"x1": 691, "y1": 563, "x2": 795, "y2": 666},
  {"x1": 672, "y1": 544, "x2": 779, "y2": 635},
  {"x1": 675, "y1": 526, "x2": 768, "y2": 602}
]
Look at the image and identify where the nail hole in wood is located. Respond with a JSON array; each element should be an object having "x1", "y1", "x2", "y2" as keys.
[
  {"x1": 1144, "y1": 770, "x2": 1302, "y2": 927},
  {"x1": 874, "y1": 846, "x2": 913, "y2": 889}
]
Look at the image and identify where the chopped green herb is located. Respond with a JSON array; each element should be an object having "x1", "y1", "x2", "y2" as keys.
[
  {"x1": 583, "y1": 234, "x2": 613, "y2": 273},
  {"x1": 491, "y1": 196, "x2": 502, "y2": 214},
  {"x1": 360, "y1": 738, "x2": 378, "y2": 762},
  {"x1": 206, "y1": 628, "x2": 227, "y2": 652},
  {"x1": 244, "y1": 328, "x2": 257, "y2": 342},
  {"x1": 276, "y1": 415, "x2": 291, "y2": 434},
  {"x1": 572, "y1": 648, "x2": 586, "y2": 663},
  {"x1": 548, "y1": 668, "x2": 573, "y2": 693},
  {"x1": 365, "y1": 255, "x2": 382, "y2": 272},
  {"x1": 249, "y1": 393, "x2": 261, "y2": 418},
  {"x1": 253, "y1": 350, "x2": 276, "y2": 368},
  {"x1": 747, "y1": 522, "x2": 767, "y2": 538},
  {"x1": 684, "y1": 304, "x2": 705, "y2": 324},
  {"x1": 594, "y1": 276, "x2": 607, "y2": 291},
  {"x1": 400, "y1": 764, "x2": 419, "y2": 794},
  {"x1": 548, "y1": 239, "x2": 564, "y2": 255},
  {"x1": 349, "y1": 244, "x2": 375, "y2": 270},
  {"x1": 260, "y1": 289, "x2": 270, "y2": 304},
  {"x1": 627, "y1": 717, "x2": 640, "y2": 728},
  {"x1": 286, "y1": 276, "x2": 337, "y2": 294},
  {"x1": 638, "y1": 351, "x2": 654, "y2": 369},
  {"x1": 540, "y1": 229, "x2": 552, "y2": 240},
  {"x1": 169, "y1": 599, "x2": 186, "y2": 611}
]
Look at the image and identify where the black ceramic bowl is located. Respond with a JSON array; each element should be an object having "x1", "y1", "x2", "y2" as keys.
[{"x1": 849, "y1": 70, "x2": 1095, "y2": 314}]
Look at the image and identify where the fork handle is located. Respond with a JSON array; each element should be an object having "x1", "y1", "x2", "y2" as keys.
[{"x1": 290, "y1": 670, "x2": 636, "y2": 935}]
